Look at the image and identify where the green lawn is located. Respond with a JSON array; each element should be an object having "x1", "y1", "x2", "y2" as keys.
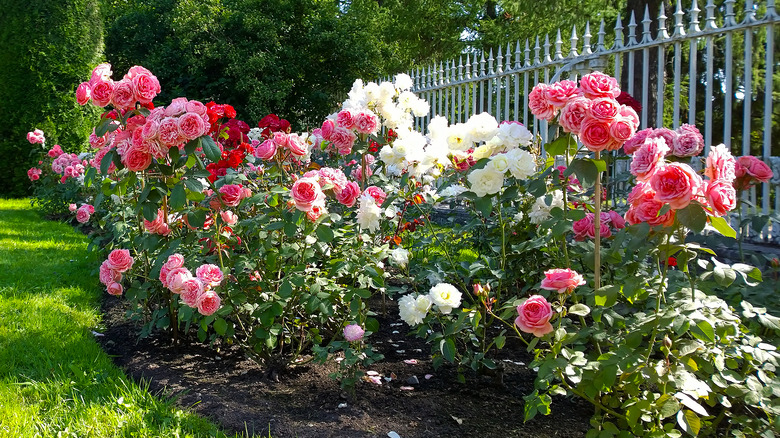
[{"x1": 0, "y1": 199, "x2": 240, "y2": 437}]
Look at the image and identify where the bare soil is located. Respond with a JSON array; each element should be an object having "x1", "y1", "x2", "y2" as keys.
[{"x1": 98, "y1": 296, "x2": 591, "y2": 438}]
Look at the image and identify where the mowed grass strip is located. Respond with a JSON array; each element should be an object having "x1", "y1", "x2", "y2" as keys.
[{"x1": 0, "y1": 199, "x2": 239, "y2": 437}]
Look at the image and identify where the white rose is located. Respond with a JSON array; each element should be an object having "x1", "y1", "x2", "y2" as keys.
[
  {"x1": 505, "y1": 148, "x2": 536, "y2": 180},
  {"x1": 428, "y1": 283, "x2": 462, "y2": 314},
  {"x1": 488, "y1": 153, "x2": 510, "y2": 174},
  {"x1": 467, "y1": 167, "x2": 504, "y2": 197},
  {"x1": 398, "y1": 294, "x2": 431, "y2": 326},
  {"x1": 356, "y1": 196, "x2": 382, "y2": 232},
  {"x1": 394, "y1": 73, "x2": 414, "y2": 91},
  {"x1": 389, "y1": 247, "x2": 410, "y2": 267}
]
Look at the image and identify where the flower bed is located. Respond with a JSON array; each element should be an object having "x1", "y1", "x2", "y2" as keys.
[{"x1": 26, "y1": 64, "x2": 780, "y2": 437}]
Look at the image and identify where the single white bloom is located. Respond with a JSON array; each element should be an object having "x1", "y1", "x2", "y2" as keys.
[
  {"x1": 446, "y1": 123, "x2": 472, "y2": 152},
  {"x1": 427, "y1": 116, "x2": 450, "y2": 142},
  {"x1": 411, "y1": 98, "x2": 430, "y2": 117},
  {"x1": 471, "y1": 143, "x2": 494, "y2": 161},
  {"x1": 505, "y1": 148, "x2": 537, "y2": 180},
  {"x1": 397, "y1": 91, "x2": 417, "y2": 111},
  {"x1": 356, "y1": 195, "x2": 382, "y2": 232},
  {"x1": 488, "y1": 153, "x2": 510, "y2": 174},
  {"x1": 514, "y1": 211, "x2": 525, "y2": 222},
  {"x1": 384, "y1": 205, "x2": 398, "y2": 218},
  {"x1": 428, "y1": 283, "x2": 462, "y2": 314},
  {"x1": 528, "y1": 190, "x2": 563, "y2": 224},
  {"x1": 466, "y1": 112, "x2": 499, "y2": 143},
  {"x1": 398, "y1": 294, "x2": 431, "y2": 326},
  {"x1": 497, "y1": 122, "x2": 533, "y2": 147},
  {"x1": 439, "y1": 184, "x2": 468, "y2": 198},
  {"x1": 394, "y1": 73, "x2": 414, "y2": 91},
  {"x1": 467, "y1": 167, "x2": 504, "y2": 198},
  {"x1": 390, "y1": 247, "x2": 410, "y2": 267}
]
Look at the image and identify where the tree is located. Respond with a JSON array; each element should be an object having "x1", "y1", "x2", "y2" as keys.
[{"x1": 0, "y1": 0, "x2": 103, "y2": 197}]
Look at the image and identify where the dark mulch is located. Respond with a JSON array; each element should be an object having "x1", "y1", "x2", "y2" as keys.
[{"x1": 98, "y1": 296, "x2": 592, "y2": 438}]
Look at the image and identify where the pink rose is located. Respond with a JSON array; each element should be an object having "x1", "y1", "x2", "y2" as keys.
[
  {"x1": 254, "y1": 139, "x2": 277, "y2": 160},
  {"x1": 589, "y1": 97, "x2": 620, "y2": 120},
  {"x1": 608, "y1": 210, "x2": 626, "y2": 229},
  {"x1": 107, "y1": 282, "x2": 124, "y2": 296},
  {"x1": 197, "y1": 290, "x2": 221, "y2": 316},
  {"x1": 317, "y1": 167, "x2": 348, "y2": 193},
  {"x1": 178, "y1": 112, "x2": 207, "y2": 140},
  {"x1": 363, "y1": 186, "x2": 387, "y2": 205},
  {"x1": 609, "y1": 117, "x2": 636, "y2": 144},
  {"x1": 705, "y1": 180, "x2": 737, "y2": 217},
  {"x1": 124, "y1": 65, "x2": 153, "y2": 80},
  {"x1": 580, "y1": 116, "x2": 618, "y2": 152},
  {"x1": 337, "y1": 110, "x2": 356, "y2": 129},
  {"x1": 160, "y1": 253, "x2": 185, "y2": 287},
  {"x1": 287, "y1": 133, "x2": 308, "y2": 157},
  {"x1": 91, "y1": 80, "x2": 114, "y2": 108},
  {"x1": 196, "y1": 264, "x2": 224, "y2": 288},
  {"x1": 647, "y1": 128, "x2": 677, "y2": 155},
  {"x1": 121, "y1": 145, "x2": 152, "y2": 172},
  {"x1": 558, "y1": 97, "x2": 591, "y2": 135},
  {"x1": 619, "y1": 105, "x2": 640, "y2": 130},
  {"x1": 106, "y1": 249, "x2": 134, "y2": 273},
  {"x1": 141, "y1": 119, "x2": 159, "y2": 141},
  {"x1": 143, "y1": 209, "x2": 169, "y2": 235},
  {"x1": 672, "y1": 124, "x2": 704, "y2": 157},
  {"x1": 704, "y1": 143, "x2": 736, "y2": 183},
  {"x1": 630, "y1": 137, "x2": 669, "y2": 182},
  {"x1": 330, "y1": 127, "x2": 356, "y2": 155},
  {"x1": 336, "y1": 181, "x2": 361, "y2": 207},
  {"x1": 164, "y1": 97, "x2": 188, "y2": 117},
  {"x1": 76, "y1": 206, "x2": 91, "y2": 224},
  {"x1": 76, "y1": 82, "x2": 91, "y2": 105},
  {"x1": 291, "y1": 177, "x2": 325, "y2": 211},
  {"x1": 47, "y1": 144, "x2": 63, "y2": 158},
  {"x1": 543, "y1": 80, "x2": 580, "y2": 108},
  {"x1": 623, "y1": 128, "x2": 653, "y2": 155},
  {"x1": 111, "y1": 79, "x2": 136, "y2": 110},
  {"x1": 625, "y1": 196, "x2": 675, "y2": 227},
  {"x1": 650, "y1": 162, "x2": 703, "y2": 210},
  {"x1": 220, "y1": 210, "x2": 238, "y2": 225},
  {"x1": 529, "y1": 83, "x2": 557, "y2": 121},
  {"x1": 100, "y1": 260, "x2": 121, "y2": 285},
  {"x1": 180, "y1": 278, "x2": 204, "y2": 307},
  {"x1": 579, "y1": 71, "x2": 621, "y2": 99},
  {"x1": 272, "y1": 131, "x2": 289, "y2": 148},
  {"x1": 157, "y1": 117, "x2": 183, "y2": 147},
  {"x1": 540, "y1": 268, "x2": 586, "y2": 293},
  {"x1": 306, "y1": 204, "x2": 326, "y2": 222},
  {"x1": 185, "y1": 100, "x2": 207, "y2": 117},
  {"x1": 571, "y1": 213, "x2": 611, "y2": 241},
  {"x1": 69, "y1": 203, "x2": 78, "y2": 212},
  {"x1": 147, "y1": 107, "x2": 166, "y2": 123},
  {"x1": 27, "y1": 168, "x2": 42, "y2": 181},
  {"x1": 355, "y1": 111, "x2": 379, "y2": 135},
  {"x1": 321, "y1": 119, "x2": 335, "y2": 139},
  {"x1": 27, "y1": 129, "x2": 45, "y2": 144},
  {"x1": 166, "y1": 267, "x2": 193, "y2": 294},
  {"x1": 131, "y1": 73, "x2": 161, "y2": 104},
  {"x1": 218, "y1": 184, "x2": 244, "y2": 207},
  {"x1": 734, "y1": 155, "x2": 773, "y2": 190},
  {"x1": 343, "y1": 324, "x2": 365, "y2": 342},
  {"x1": 514, "y1": 295, "x2": 554, "y2": 337},
  {"x1": 89, "y1": 63, "x2": 113, "y2": 88}
]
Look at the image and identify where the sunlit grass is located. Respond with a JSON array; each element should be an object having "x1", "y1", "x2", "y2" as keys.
[{"x1": 0, "y1": 198, "x2": 246, "y2": 437}]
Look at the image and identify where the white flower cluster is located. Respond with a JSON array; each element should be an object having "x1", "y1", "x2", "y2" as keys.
[
  {"x1": 356, "y1": 193, "x2": 382, "y2": 232},
  {"x1": 343, "y1": 74, "x2": 429, "y2": 132},
  {"x1": 398, "y1": 282, "x2": 463, "y2": 325},
  {"x1": 467, "y1": 148, "x2": 537, "y2": 197},
  {"x1": 528, "y1": 190, "x2": 564, "y2": 224}
]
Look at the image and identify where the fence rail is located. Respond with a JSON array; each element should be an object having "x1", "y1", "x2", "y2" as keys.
[{"x1": 397, "y1": 0, "x2": 780, "y2": 242}]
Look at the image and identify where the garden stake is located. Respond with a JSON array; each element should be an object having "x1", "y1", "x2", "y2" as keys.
[{"x1": 594, "y1": 151, "x2": 601, "y2": 290}]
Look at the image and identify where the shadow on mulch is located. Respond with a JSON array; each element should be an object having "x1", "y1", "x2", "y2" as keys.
[{"x1": 97, "y1": 296, "x2": 591, "y2": 438}]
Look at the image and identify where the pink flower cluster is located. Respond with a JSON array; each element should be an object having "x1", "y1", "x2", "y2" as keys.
[
  {"x1": 734, "y1": 156, "x2": 773, "y2": 191},
  {"x1": 143, "y1": 208, "x2": 172, "y2": 236},
  {"x1": 100, "y1": 249, "x2": 134, "y2": 296},
  {"x1": 529, "y1": 72, "x2": 639, "y2": 152},
  {"x1": 623, "y1": 124, "x2": 704, "y2": 157},
  {"x1": 253, "y1": 131, "x2": 308, "y2": 161},
  {"x1": 77, "y1": 64, "x2": 161, "y2": 111},
  {"x1": 515, "y1": 295, "x2": 554, "y2": 337},
  {"x1": 48, "y1": 144, "x2": 64, "y2": 158},
  {"x1": 571, "y1": 211, "x2": 626, "y2": 241},
  {"x1": 320, "y1": 109, "x2": 379, "y2": 155},
  {"x1": 159, "y1": 254, "x2": 223, "y2": 315},
  {"x1": 75, "y1": 204, "x2": 95, "y2": 224},
  {"x1": 27, "y1": 129, "x2": 45, "y2": 144},
  {"x1": 291, "y1": 168, "x2": 363, "y2": 220},
  {"x1": 51, "y1": 152, "x2": 86, "y2": 183},
  {"x1": 625, "y1": 132, "x2": 740, "y2": 223},
  {"x1": 27, "y1": 168, "x2": 42, "y2": 181}
]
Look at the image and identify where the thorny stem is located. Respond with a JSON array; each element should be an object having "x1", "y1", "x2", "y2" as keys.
[{"x1": 646, "y1": 232, "x2": 671, "y2": 364}]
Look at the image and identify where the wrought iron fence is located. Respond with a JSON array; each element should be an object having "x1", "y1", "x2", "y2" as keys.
[{"x1": 393, "y1": 0, "x2": 780, "y2": 242}]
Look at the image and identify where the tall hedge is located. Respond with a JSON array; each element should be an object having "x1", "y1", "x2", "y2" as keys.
[{"x1": 0, "y1": 0, "x2": 103, "y2": 197}]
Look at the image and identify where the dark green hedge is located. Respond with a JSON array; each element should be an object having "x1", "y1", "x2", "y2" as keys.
[{"x1": 0, "y1": 0, "x2": 103, "y2": 197}]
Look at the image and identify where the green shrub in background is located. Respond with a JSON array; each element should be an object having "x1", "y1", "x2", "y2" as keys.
[{"x1": 0, "y1": 0, "x2": 103, "y2": 197}]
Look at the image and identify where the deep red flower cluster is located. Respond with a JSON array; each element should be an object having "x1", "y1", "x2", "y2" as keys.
[
  {"x1": 206, "y1": 101, "x2": 237, "y2": 134},
  {"x1": 206, "y1": 142, "x2": 253, "y2": 182},
  {"x1": 221, "y1": 119, "x2": 250, "y2": 149},
  {"x1": 257, "y1": 114, "x2": 291, "y2": 138}
]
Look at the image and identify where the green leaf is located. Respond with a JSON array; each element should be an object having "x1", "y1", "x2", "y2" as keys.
[
  {"x1": 690, "y1": 320, "x2": 715, "y2": 343},
  {"x1": 658, "y1": 396, "x2": 681, "y2": 419},
  {"x1": 594, "y1": 285, "x2": 621, "y2": 307},
  {"x1": 186, "y1": 209, "x2": 207, "y2": 228},
  {"x1": 474, "y1": 196, "x2": 493, "y2": 217},
  {"x1": 568, "y1": 303, "x2": 591, "y2": 316},
  {"x1": 284, "y1": 222, "x2": 297, "y2": 237},
  {"x1": 142, "y1": 203, "x2": 158, "y2": 222},
  {"x1": 677, "y1": 204, "x2": 707, "y2": 233},
  {"x1": 169, "y1": 183, "x2": 186, "y2": 210},
  {"x1": 184, "y1": 137, "x2": 201, "y2": 155},
  {"x1": 544, "y1": 134, "x2": 574, "y2": 156},
  {"x1": 95, "y1": 117, "x2": 112, "y2": 137},
  {"x1": 100, "y1": 149, "x2": 116, "y2": 175},
  {"x1": 708, "y1": 216, "x2": 736, "y2": 239},
  {"x1": 213, "y1": 317, "x2": 227, "y2": 335},
  {"x1": 316, "y1": 225, "x2": 334, "y2": 243},
  {"x1": 677, "y1": 409, "x2": 701, "y2": 436},
  {"x1": 713, "y1": 266, "x2": 737, "y2": 287},
  {"x1": 440, "y1": 338, "x2": 456, "y2": 362},
  {"x1": 279, "y1": 280, "x2": 293, "y2": 299},
  {"x1": 495, "y1": 335, "x2": 506, "y2": 349},
  {"x1": 200, "y1": 135, "x2": 222, "y2": 163},
  {"x1": 567, "y1": 158, "x2": 602, "y2": 188},
  {"x1": 365, "y1": 317, "x2": 379, "y2": 334},
  {"x1": 184, "y1": 178, "x2": 203, "y2": 193}
]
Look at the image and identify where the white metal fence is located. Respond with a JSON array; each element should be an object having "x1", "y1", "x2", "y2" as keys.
[{"x1": 398, "y1": 0, "x2": 780, "y2": 242}]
